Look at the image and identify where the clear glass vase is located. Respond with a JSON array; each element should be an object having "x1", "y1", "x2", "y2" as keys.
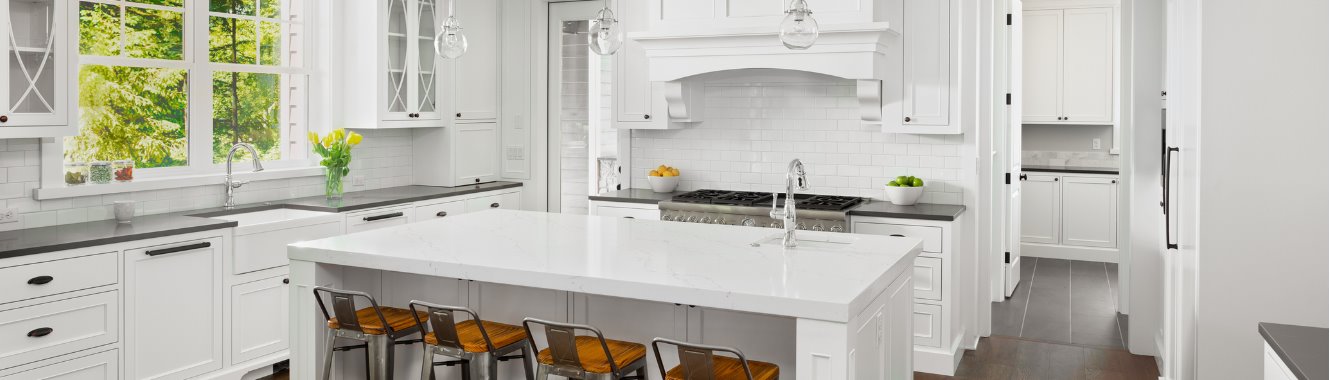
[{"x1": 325, "y1": 167, "x2": 345, "y2": 199}]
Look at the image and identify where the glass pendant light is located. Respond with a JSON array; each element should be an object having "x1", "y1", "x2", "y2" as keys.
[
  {"x1": 434, "y1": 0, "x2": 468, "y2": 59},
  {"x1": 588, "y1": 0, "x2": 623, "y2": 55},
  {"x1": 779, "y1": 0, "x2": 819, "y2": 50}
]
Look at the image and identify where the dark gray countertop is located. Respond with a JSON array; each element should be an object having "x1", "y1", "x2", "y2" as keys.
[
  {"x1": 588, "y1": 190, "x2": 966, "y2": 221},
  {"x1": 0, "y1": 182, "x2": 523, "y2": 260},
  {"x1": 1260, "y1": 322, "x2": 1328, "y2": 380},
  {"x1": 589, "y1": 189, "x2": 684, "y2": 204},
  {"x1": 847, "y1": 201, "x2": 967, "y2": 221},
  {"x1": 1022, "y1": 165, "x2": 1119, "y2": 175}
]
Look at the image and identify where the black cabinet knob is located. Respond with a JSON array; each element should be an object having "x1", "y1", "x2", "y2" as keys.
[
  {"x1": 474, "y1": 178, "x2": 480, "y2": 183},
  {"x1": 436, "y1": 211, "x2": 449, "y2": 217},
  {"x1": 456, "y1": 113, "x2": 462, "y2": 118},
  {"x1": 904, "y1": 117, "x2": 912, "y2": 122},
  {"x1": 1054, "y1": 178, "x2": 1059, "y2": 181},
  {"x1": 282, "y1": 278, "x2": 290, "y2": 284},
  {"x1": 490, "y1": 203, "x2": 500, "y2": 208},
  {"x1": 27, "y1": 276, "x2": 53, "y2": 285},
  {"x1": 643, "y1": 115, "x2": 651, "y2": 120},
  {"x1": 0, "y1": 115, "x2": 8, "y2": 123},
  {"x1": 27, "y1": 327, "x2": 53, "y2": 337}
]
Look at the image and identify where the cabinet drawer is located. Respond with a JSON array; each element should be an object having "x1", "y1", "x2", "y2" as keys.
[
  {"x1": 912, "y1": 303, "x2": 942, "y2": 348},
  {"x1": 465, "y1": 191, "x2": 520, "y2": 212},
  {"x1": 345, "y1": 206, "x2": 413, "y2": 234},
  {"x1": 595, "y1": 206, "x2": 659, "y2": 220},
  {"x1": 0, "y1": 252, "x2": 117, "y2": 305},
  {"x1": 853, "y1": 222, "x2": 944, "y2": 253},
  {"x1": 413, "y1": 200, "x2": 467, "y2": 222},
  {"x1": 234, "y1": 222, "x2": 343, "y2": 274},
  {"x1": 913, "y1": 257, "x2": 943, "y2": 301},
  {"x1": 0, "y1": 292, "x2": 119, "y2": 370},
  {"x1": 0, "y1": 349, "x2": 117, "y2": 380}
]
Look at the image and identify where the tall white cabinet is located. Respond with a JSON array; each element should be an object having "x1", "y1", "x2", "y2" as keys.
[
  {"x1": 899, "y1": 0, "x2": 954, "y2": 130},
  {"x1": 1022, "y1": 6, "x2": 1115, "y2": 125},
  {"x1": 0, "y1": 0, "x2": 74, "y2": 138}
]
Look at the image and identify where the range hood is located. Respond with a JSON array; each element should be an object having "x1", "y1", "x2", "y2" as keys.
[{"x1": 630, "y1": 22, "x2": 900, "y2": 124}]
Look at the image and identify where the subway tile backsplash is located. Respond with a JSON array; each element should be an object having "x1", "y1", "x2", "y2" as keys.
[{"x1": 631, "y1": 80, "x2": 965, "y2": 205}]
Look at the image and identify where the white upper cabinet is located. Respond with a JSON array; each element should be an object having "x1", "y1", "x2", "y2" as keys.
[
  {"x1": 0, "y1": 0, "x2": 73, "y2": 138},
  {"x1": 900, "y1": 0, "x2": 952, "y2": 129},
  {"x1": 451, "y1": 0, "x2": 498, "y2": 121},
  {"x1": 613, "y1": 0, "x2": 679, "y2": 130},
  {"x1": 1021, "y1": 7, "x2": 1115, "y2": 125},
  {"x1": 648, "y1": 0, "x2": 892, "y2": 29}
]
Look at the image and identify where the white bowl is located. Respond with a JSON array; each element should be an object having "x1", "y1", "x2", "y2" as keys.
[
  {"x1": 646, "y1": 175, "x2": 680, "y2": 193},
  {"x1": 884, "y1": 185, "x2": 924, "y2": 205}
]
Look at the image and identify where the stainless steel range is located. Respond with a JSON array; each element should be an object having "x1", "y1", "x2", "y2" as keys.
[{"x1": 658, "y1": 189, "x2": 865, "y2": 232}]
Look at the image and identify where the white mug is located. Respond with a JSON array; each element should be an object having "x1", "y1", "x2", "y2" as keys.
[{"x1": 113, "y1": 201, "x2": 135, "y2": 223}]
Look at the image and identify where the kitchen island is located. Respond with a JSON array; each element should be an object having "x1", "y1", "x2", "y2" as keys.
[{"x1": 287, "y1": 210, "x2": 920, "y2": 380}]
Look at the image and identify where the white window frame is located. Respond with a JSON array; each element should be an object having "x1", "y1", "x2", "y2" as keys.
[{"x1": 39, "y1": 0, "x2": 320, "y2": 192}]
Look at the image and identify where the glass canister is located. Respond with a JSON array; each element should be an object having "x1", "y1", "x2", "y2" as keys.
[
  {"x1": 90, "y1": 161, "x2": 113, "y2": 184},
  {"x1": 113, "y1": 160, "x2": 134, "y2": 182},
  {"x1": 63, "y1": 162, "x2": 89, "y2": 186}
]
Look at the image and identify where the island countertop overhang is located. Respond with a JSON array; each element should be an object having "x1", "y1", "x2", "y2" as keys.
[{"x1": 289, "y1": 210, "x2": 921, "y2": 322}]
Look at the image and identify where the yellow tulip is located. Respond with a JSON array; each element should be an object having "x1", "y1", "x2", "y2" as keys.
[
  {"x1": 307, "y1": 131, "x2": 319, "y2": 145},
  {"x1": 332, "y1": 129, "x2": 345, "y2": 142},
  {"x1": 321, "y1": 133, "x2": 334, "y2": 148},
  {"x1": 347, "y1": 132, "x2": 363, "y2": 146}
]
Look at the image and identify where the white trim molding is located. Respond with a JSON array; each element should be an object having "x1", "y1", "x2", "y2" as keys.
[{"x1": 34, "y1": 166, "x2": 324, "y2": 200}]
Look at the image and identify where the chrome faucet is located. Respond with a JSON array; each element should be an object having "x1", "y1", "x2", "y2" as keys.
[
  {"x1": 769, "y1": 159, "x2": 808, "y2": 247},
  {"x1": 224, "y1": 143, "x2": 265, "y2": 208}
]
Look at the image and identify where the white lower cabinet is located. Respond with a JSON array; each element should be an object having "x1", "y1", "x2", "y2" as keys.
[
  {"x1": 231, "y1": 275, "x2": 289, "y2": 365},
  {"x1": 1263, "y1": 342, "x2": 1297, "y2": 380},
  {"x1": 1019, "y1": 172, "x2": 1120, "y2": 261},
  {"x1": 1060, "y1": 176, "x2": 1118, "y2": 248},
  {"x1": 344, "y1": 205, "x2": 413, "y2": 234},
  {"x1": 464, "y1": 190, "x2": 521, "y2": 212},
  {"x1": 0, "y1": 291, "x2": 119, "y2": 370},
  {"x1": 1019, "y1": 174, "x2": 1061, "y2": 244},
  {"x1": 413, "y1": 199, "x2": 467, "y2": 221},
  {"x1": 124, "y1": 236, "x2": 224, "y2": 380},
  {"x1": 588, "y1": 200, "x2": 660, "y2": 220},
  {"x1": 0, "y1": 349, "x2": 119, "y2": 380}
]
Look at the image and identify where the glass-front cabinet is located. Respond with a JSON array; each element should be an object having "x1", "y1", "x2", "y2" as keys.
[
  {"x1": 0, "y1": 0, "x2": 74, "y2": 137},
  {"x1": 332, "y1": 0, "x2": 446, "y2": 129}
]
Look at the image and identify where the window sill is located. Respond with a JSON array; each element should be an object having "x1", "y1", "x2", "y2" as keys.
[{"x1": 33, "y1": 166, "x2": 326, "y2": 200}]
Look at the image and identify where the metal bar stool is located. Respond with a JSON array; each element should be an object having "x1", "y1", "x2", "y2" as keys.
[
  {"x1": 521, "y1": 318, "x2": 648, "y2": 380},
  {"x1": 408, "y1": 300, "x2": 536, "y2": 380},
  {"x1": 650, "y1": 338, "x2": 780, "y2": 380},
  {"x1": 314, "y1": 286, "x2": 426, "y2": 380}
]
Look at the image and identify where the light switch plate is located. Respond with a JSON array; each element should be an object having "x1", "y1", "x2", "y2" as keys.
[
  {"x1": 0, "y1": 208, "x2": 17, "y2": 224},
  {"x1": 1092, "y1": 138, "x2": 1102, "y2": 150},
  {"x1": 505, "y1": 146, "x2": 525, "y2": 160}
]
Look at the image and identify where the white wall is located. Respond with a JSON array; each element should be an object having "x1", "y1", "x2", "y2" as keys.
[
  {"x1": 0, "y1": 128, "x2": 412, "y2": 229},
  {"x1": 1196, "y1": 0, "x2": 1329, "y2": 378},
  {"x1": 1022, "y1": 124, "x2": 1115, "y2": 152}
]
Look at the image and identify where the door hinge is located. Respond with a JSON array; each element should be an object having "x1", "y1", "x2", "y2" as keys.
[
  {"x1": 1005, "y1": 173, "x2": 1011, "y2": 185},
  {"x1": 1005, "y1": 252, "x2": 1011, "y2": 264},
  {"x1": 1005, "y1": 93, "x2": 1012, "y2": 105},
  {"x1": 1006, "y1": 13, "x2": 1012, "y2": 25}
]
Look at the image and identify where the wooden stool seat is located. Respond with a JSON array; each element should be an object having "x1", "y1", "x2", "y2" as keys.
[
  {"x1": 664, "y1": 356, "x2": 780, "y2": 380},
  {"x1": 536, "y1": 336, "x2": 647, "y2": 374},
  {"x1": 326, "y1": 306, "x2": 427, "y2": 335},
  {"x1": 423, "y1": 319, "x2": 529, "y2": 353}
]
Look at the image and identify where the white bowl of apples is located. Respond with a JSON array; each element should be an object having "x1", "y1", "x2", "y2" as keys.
[
  {"x1": 647, "y1": 165, "x2": 681, "y2": 193},
  {"x1": 884, "y1": 175, "x2": 925, "y2": 205}
]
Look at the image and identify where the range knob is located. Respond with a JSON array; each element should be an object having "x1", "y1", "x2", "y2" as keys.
[
  {"x1": 687, "y1": 216, "x2": 699, "y2": 223},
  {"x1": 830, "y1": 225, "x2": 844, "y2": 232},
  {"x1": 699, "y1": 217, "x2": 711, "y2": 224},
  {"x1": 741, "y1": 218, "x2": 756, "y2": 227},
  {"x1": 812, "y1": 224, "x2": 825, "y2": 231},
  {"x1": 796, "y1": 222, "x2": 807, "y2": 230},
  {"x1": 660, "y1": 215, "x2": 671, "y2": 221},
  {"x1": 769, "y1": 222, "x2": 781, "y2": 228}
]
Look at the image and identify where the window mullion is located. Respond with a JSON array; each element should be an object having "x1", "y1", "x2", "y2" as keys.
[{"x1": 189, "y1": 0, "x2": 214, "y2": 172}]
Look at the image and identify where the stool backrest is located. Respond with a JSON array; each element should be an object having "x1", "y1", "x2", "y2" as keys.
[
  {"x1": 522, "y1": 318, "x2": 623, "y2": 375},
  {"x1": 312, "y1": 286, "x2": 393, "y2": 335},
  {"x1": 408, "y1": 300, "x2": 494, "y2": 353},
  {"x1": 651, "y1": 338, "x2": 755, "y2": 380}
]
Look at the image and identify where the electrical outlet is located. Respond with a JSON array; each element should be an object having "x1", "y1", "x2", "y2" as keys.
[
  {"x1": 505, "y1": 146, "x2": 525, "y2": 160},
  {"x1": 0, "y1": 208, "x2": 17, "y2": 224},
  {"x1": 350, "y1": 175, "x2": 366, "y2": 187},
  {"x1": 1092, "y1": 138, "x2": 1102, "y2": 150}
]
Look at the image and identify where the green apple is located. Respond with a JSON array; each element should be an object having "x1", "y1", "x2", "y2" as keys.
[
  {"x1": 912, "y1": 178, "x2": 924, "y2": 187},
  {"x1": 896, "y1": 176, "x2": 909, "y2": 184},
  {"x1": 888, "y1": 181, "x2": 900, "y2": 187}
]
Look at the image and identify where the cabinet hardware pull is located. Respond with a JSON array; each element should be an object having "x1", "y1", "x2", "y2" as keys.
[
  {"x1": 1019, "y1": 174, "x2": 1028, "y2": 181},
  {"x1": 624, "y1": 216, "x2": 635, "y2": 219},
  {"x1": 283, "y1": 278, "x2": 290, "y2": 284},
  {"x1": 1165, "y1": 146, "x2": 1180, "y2": 249},
  {"x1": 436, "y1": 211, "x2": 448, "y2": 217},
  {"x1": 0, "y1": 115, "x2": 8, "y2": 123},
  {"x1": 904, "y1": 117, "x2": 912, "y2": 122},
  {"x1": 363, "y1": 212, "x2": 405, "y2": 222},
  {"x1": 474, "y1": 178, "x2": 480, "y2": 183},
  {"x1": 27, "y1": 327, "x2": 53, "y2": 338},
  {"x1": 643, "y1": 114, "x2": 651, "y2": 120},
  {"x1": 1112, "y1": 180, "x2": 1117, "y2": 184},
  {"x1": 490, "y1": 203, "x2": 500, "y2": 208},
  {"x1": 1054, "y1": 178, "x2": 1059, "y2": 181},
  {"x1": 456, "y1": 113, "x2": 462, "y2": 118},
  {"x1": 27, "y1": 276, "x2": 53, "y2": 285},
  {"x1": 889, "y1": 234, "x2": 905, "y2": 237},
  {"x1": 146, "y1": 242, "x2": 211, "y2": 256}
]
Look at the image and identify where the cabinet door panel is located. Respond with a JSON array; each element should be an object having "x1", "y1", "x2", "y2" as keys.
[
  {"x1": 453, "y1": 122, "x2": 499, "y2": 184},
  {"x1": 454, "y1": 0, "x2": 499, "y2": 120},
  {"x1": 1020, "y1": 174, "x2": 1060, "y2": 244},
  {"x1": 382, "y1": 0, "x2": 413, "y2": 121},
  {"x1": 1021, "y1": 10, "x2": 1061, "y2": 123},
  {"x1": 124, "y1": 237, "x2": 223, "y2": 380},
  {"x1": 615, "y1": 0, "x2": 654, "y2": 124},
  {"x1": 1061, "y1": 8, "x2": 1114, "y2": 124},
  {"x1": 0, "y1": 349, "x2": 118, "y2": 380},
  {"x1": 4, "y1": 0, "x2": 69, "y2": 128},
  {"x1": 902, "y1": 0, "x2": 950, "y2": 126},
  {"x1": 232, "y1": 276, "x2": 289, "y2": 364},
  {"x1": 1061, "y1": 176, "x2": 1117, "y2": 248},
  {"x1": 413, "y1": 0, "x2": 444, "y2": 120}
]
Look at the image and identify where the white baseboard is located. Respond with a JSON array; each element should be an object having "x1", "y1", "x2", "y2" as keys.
[
  {"x1": 197, "y1": 351, "x2": 289, "y2": 380},
  {"x1": 1021, "y1": 242, "x2": 1120, "y2": 263},
  {"x1": 914, "y1": 338, "x2": 965, "y2": 376}
]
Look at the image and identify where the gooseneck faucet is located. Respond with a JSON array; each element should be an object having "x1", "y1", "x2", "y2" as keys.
[
  {"x1": 769, "y1": 159, "x2": 808, "y2": 247},
  {"x1": 224, "y1": 143, "x2": 265, "y2": 208}
]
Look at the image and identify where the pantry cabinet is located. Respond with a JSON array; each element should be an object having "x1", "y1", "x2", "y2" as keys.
[
  {"x1": 1061, "y1": 176, "x2": 1117, "y2": 248},
  {"x1": 124, "y1": 236, "x2": 224, "y2": 380},
  {"x1": 1019, "y1": 174, "x2": 1060, "y2": 244},
  {"x1": 1022, "y1": 7, "x2": 1115, "y2": 125},
  {"x1": 1020, "y1": 172, "x2": 1120, "y2": 261},
  {"x1": 0, "y1": 0, "x2": 74, "y2": 138}
]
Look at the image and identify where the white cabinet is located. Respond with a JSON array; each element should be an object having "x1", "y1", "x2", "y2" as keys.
[
  {"x1": 0, "y1": 0, "x2": 74, "y2": 138},
  {"x1": 0, "y1": 291, "x2": 118, "y2": 370},
  {"x1": 231, "y1": 276, "x2": 289, "y2": 365},
  {"x1": 1021, "y1": 7, "x2": 1115, "y2": 125},
  {"x1": 900, "y1": 0, "x2": 952, "y2": 128},
  {"x1": 345, "y1": 205, "x2": 414, "y2": 234},
  {"x1": 1061, "y1": 176, "x2": 1117, "y2": 248},
  {"x1": 1263, "y1": 342, "x2": 1298, "y2": 380},
  {"x1": 413, "y1": 199, "x2": 467, "y2": 221},
  {"x1": 464, "y1": 190, "x2": 521, "y2": 212},
  {"x1": 452, "y1": 0, "x2": 499, "y2": 121},
  {"x1": 849, "y1": 271, "x2": 914, "y2": 380},
  {"x1": 124, "y1": 237, "x2": 223, "y2": 380},
  {"x1": 0, "y1": 349, "x2": 118, "y2": 380},
  {"x1": 612, "y1": 0, "x2": 669, "y2": 129},
  {"x1": 333, "y1": 0, "x2": 445, "y2": 129},
  {"x1": 413, "y1": 122, "x2": 499, "y2": 186},
  {"x1": 1019, "y1": 174, "x2": 1061, "y2": 244},
  {"x1": 588, "y1": 200, "x2": 660, "y2": 220}
]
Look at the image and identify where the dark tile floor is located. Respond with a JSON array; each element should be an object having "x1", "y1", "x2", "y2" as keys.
[
  {"x1": 992, "y1": 258, "x2": 1127, "y2": 349},
  {"x1": 914, "y1": 335, "x2": 1160, "y2": 379}
]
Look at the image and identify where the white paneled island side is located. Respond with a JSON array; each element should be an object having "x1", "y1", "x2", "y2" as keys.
[{"x1": 287, "y1": 210, "x2": 921, "y2": 380}]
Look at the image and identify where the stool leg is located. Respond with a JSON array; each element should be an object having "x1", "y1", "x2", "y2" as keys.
[
  {"x1": 420, "y1": 347, "x2": 434, "y2": 380},
  {"x1": 320, "y1": 329, "x2": 336, "y2": 380},
  {"x1": 520, "y1": 345, "x2": 535, "y2": 380},
  {"x1": 486, "y1": 353, "x2": 499, "y2": 380},
  {"x1": 534, "y1": 365, "x2": 550, "y2": 380},
  {"x1": 460, "y1": 360, "x2": 472, "y2": 380},
  {"x1": 368, "y1": 335, "x2": 393, "y2": 380}
]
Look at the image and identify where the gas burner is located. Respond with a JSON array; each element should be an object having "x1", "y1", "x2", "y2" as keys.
[
  {"x1": 797, "y1": 195, "x2": 865, "y2": 211},
  {"x1": 660, "y1": 189, "x2": 863, "y2": 233},
  {"x1": 670, "y1": 189, "x2": 735, "y2": 204},
  {"x1": 671, "y1": 190, "x2": 773, "y2": 206}
]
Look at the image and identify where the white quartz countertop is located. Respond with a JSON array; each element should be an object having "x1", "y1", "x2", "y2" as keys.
[{"x1": 289, "y1": 210, "x2": 920, "y2": 322}]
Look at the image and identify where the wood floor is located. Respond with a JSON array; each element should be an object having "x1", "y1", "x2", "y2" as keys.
[
  {"x1": 914, "y1": 335, "x2": 1160, "y2": 379},
  {"x1": 992, "y1": 258, "x2": 1127, "y2": 348}
]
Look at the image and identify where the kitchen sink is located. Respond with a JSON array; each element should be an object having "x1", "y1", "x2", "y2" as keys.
[
  {"x1": 194, "y1": 207, "x2": 345, "y2": 274},
  {"x1": 197, "y1": 207, "x2": 341, "y2": 235}
]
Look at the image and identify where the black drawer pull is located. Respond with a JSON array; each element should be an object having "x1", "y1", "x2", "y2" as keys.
[
  {"x1": 889, "y1": 234, "x2": 906, "y2": 237},
  {"x1": 27, "y1": 276, "x2": 53, "y2": 285},
  {"x1": 363, "y1": 212, "x2": 405, "y2": 222},
  {"x1": 490, "y1": 203, "x2": 500, "y2": 208},
  {"x1": 27, "y1": 327, "x2": 53, "y2": 338},
  {"x1": 283, "y1": 278, "x2": 290, "y2": 284},
  {"x1": 436, "y1": 211, "x2": 449, "y2": 217},
  {"x1": 624, "y1": 216, "x2": 635, "y2": 219},
  {"x1": 146, "y1": 242, "x2": 211, "y2": 257}
]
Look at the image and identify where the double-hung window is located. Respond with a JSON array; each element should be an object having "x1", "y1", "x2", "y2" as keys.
[{"x1": 60, "y1": 0, "x2": 313, "y2": 183}]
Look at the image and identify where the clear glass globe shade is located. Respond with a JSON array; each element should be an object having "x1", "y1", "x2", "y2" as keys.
[
  {"x1": 434, "y1": 17, "x2": 468, "y2": 59},
  {"x1": 588, "y1": 8, "x2": 623, "y2": 55},
  {"x1": 779, "y1": 11, "x2": 819, "y2": 50}
]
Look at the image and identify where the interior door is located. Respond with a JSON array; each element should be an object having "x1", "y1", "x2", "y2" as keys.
[
  {"x1": 1163, "y1": 0, "x2": 1198, "y2": 377},
  {"x1": 546, "y1": 1, "x2": 604, "y2": 214},
  {"x1": 1003, "y1": 0, "x2": 1024, "y2": 297}
]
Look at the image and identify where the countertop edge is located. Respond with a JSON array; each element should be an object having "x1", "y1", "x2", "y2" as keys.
[
  {"x1": 1260, "y1": 322, "x2": 1330, "y2": 380},
  {"x1": 588, "y1": 195, "x2": 666, "y2": 205},
  {"x1": 0, "y1": 220, "x2": 238, "y2": 260},
  {"x1": 296, "y1": 182, "x2": 524, "y2": 213},
  {"x1": 1021, "y1": 167, "x2": 1120, "y2": 175},
  {"x1": 846, "y1": 209, "x2": 963, "y2": 221}
]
